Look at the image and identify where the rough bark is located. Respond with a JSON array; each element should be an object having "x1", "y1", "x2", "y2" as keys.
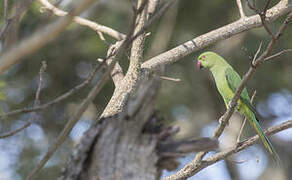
[
  {"x1": 60, "y1": 72, "x2": 162, "y2": 180},
  {"x1": 59, "y1": 71, "x2": 218, "y2": 180}
]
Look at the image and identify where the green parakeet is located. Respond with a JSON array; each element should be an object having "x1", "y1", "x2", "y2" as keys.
[{"x1": 196, "y1": 51, "x2": 279, "y2": 162}]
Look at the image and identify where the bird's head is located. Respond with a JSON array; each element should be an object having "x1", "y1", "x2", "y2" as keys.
[{"x1": 197, "y1": 51, "x2": 221, "y2": 69}]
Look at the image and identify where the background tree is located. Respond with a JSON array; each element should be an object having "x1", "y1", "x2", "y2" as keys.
[{"x1": 0, "y1": 0, "x2": 292, "y2": 179}]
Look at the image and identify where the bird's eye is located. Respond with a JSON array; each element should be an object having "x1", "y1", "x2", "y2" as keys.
[{"x1": 202, "y1": 55, "x2": 206, "y2": 59}]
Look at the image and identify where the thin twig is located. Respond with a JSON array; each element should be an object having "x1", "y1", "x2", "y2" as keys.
[
  {"x1": 246, "y1": 0, "x2": 275, "y2": 39},
  {"x1": 236, "y1": 0, "x2": 246, "y2": 18},
  {"x1": 264, "y1": 49, "x2": 292, "y2": 61},
  {"x1": 160, "y1": 76, "x2": 181, "y2": 82},
  {"x1": 0, "y1": 62, "x2": 102, "y2": 119},
  {"x1": 0, "y1": 61, "x2": 47, "y2": 139},
  {"x1": 253, "y1": 42, "x2": 262, "y2": 62},
  {"x1": 236, "y1": 90, "x2": 256, "y2": 143},
  {"x1": 130, "y1": 0, "x2": 178, "y2": 43},
  {"x1": 0, "y1": 121, "x2": 31, "y2": 139}
]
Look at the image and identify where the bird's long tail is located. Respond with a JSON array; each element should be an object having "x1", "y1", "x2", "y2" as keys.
[{"x1": 248, "y1": 114, "x2": 280, "y2": 164}]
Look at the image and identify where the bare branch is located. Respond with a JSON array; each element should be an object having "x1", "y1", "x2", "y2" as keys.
[
  {"x1": 164, "y1": 10, "x2": 292, "y2": 180},
  {"x1": 246, "y1": 0, "x2": 276, "y2": 39},
  {"x1": 101, "y1": 0, "x2": 178, "y2": 117},
  {"x1": 236, "y1": 0, "x2": 246, "y2": 18},
  {"x1": 0, "y1": 0, "x2": 96, "y2": 74},
  {"x1": 0, "y1": 62, "x2": 102, "y2": 119},
  {"x1": 165, "y1": 120, "x2": 292, "y2": 179},
  {"x1": 25, "y1": 44, "x2": 121, "y2": 180},
  {"x1": 0, "y1": 122, "x2": 31, "y2": 139},
  {"x1": 0, "y1": 61, "x2": 47, "y2": 139},
  {"x1": 141, "y1": 1, "x2": 292, "y2": 70},
  {"x1": 130, "y1": 0, "x2": 178, "y2": 43},
  {"x1": 160, "y1": 76, "x2": 181, "y2": 82},
  {"x1": 253, "y1": 42, "x2": 262, "y2": 62},
  {"x1": 264, "y1": 49, "x2": 292, "y2": 61},
  {"x1": 38, "y1": 0, "x2": 126, "y2": 40}
]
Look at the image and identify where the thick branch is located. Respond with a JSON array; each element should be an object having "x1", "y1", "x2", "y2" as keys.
[
  {"x1": 101, "y1": 0, "x2": 149, "y2": 117},
  {"x1": 141, "y1": 0, "x2": 292, "y2": 70}
]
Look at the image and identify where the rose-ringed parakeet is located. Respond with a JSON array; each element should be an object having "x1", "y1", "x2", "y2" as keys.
[{"x1": 196, "y1": 51, "x2": 279, "y2": 162}]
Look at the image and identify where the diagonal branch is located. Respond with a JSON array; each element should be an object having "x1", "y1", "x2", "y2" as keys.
[
  {"x1": 38, "y1": 0, "x2": 126, "y2": 40},
  {"x1": 165, "y1": 120, "x2": 292, "y2": 179},
  {"x1": 164, "y1": 10, "x2": 292, "y2": 180},
  {"x1": 264, "y1": 49, "x2": 292, "y2": 61},
  {"x1": 141, "y1": 0, "x2": 292, "y2": 70}
]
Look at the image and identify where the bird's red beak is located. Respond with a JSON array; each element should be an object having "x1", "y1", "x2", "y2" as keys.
[{"x1": 197, "y1": 61, "x2": 203, "y2": 69}]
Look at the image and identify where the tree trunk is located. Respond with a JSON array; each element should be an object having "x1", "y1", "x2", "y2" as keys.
[{"x1": 60, "y1": 72, "x2": 163, "y2": 180}]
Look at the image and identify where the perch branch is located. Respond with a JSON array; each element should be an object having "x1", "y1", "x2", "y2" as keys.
[
  {"x1": 141, "y1": 0, "x2": 292, "y2": 70},
  {"x1": 165, "y1": 120, "x2": 292, "y2": 179},
  {"x1": 164, "y1": 9, "x2": 292, "y2": 180}
]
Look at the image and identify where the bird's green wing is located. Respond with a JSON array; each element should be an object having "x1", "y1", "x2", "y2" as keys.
[{"x1": 224, "y1": 68, "x2": 258, "y2": 116}]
